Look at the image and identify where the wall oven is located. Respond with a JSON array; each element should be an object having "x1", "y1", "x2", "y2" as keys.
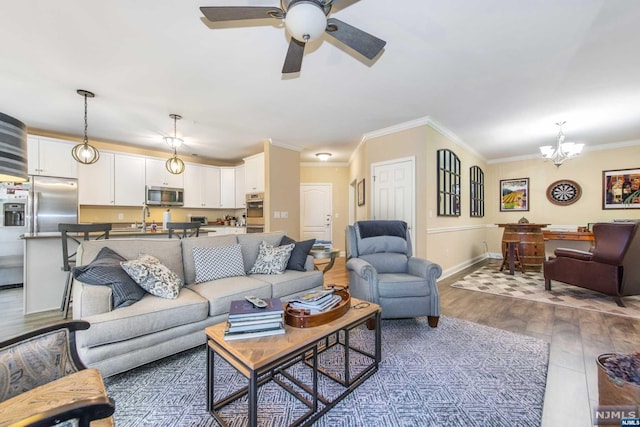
[
  {"x1": 146, "y1": 186, "x2": 184, "y2": 206},
  {"x1": 246, "y1": 192, "x2": 264, "y2": 233}
]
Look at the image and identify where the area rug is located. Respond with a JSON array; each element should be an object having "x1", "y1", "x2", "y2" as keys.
[
  {"x1": 104, "y1": 316, "x2": 548, "y2": 426},
  {"x1": 452, "y1": 264, "x2": 640, "y2": 319}
]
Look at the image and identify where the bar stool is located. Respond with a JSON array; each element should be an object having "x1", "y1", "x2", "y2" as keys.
[
  {"x1": 167, "y1": 222, "x2": 201, "y2": 239},
  {"x1": 500, "y1": 239, "x2": 525, "y2": 275},
  {"x1": 59, "y1": 223, "x2": 112, "y2": 319}
]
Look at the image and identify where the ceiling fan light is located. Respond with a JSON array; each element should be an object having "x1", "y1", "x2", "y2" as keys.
[
  {"x1": 315, "y1": 152, "x2": 332, "y2": 161},
  {"x1": 285, "y1": 1, "x2": 327, "y2": 42}
]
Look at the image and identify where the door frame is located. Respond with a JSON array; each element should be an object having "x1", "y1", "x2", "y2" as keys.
[{"x1": 370, "y1": 156, "x2": 416, "y2": 252}]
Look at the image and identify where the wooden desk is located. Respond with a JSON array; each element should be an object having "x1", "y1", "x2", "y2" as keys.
[
  {"x1": 497, "y1": 223, "x2": 550, "y2": 272},
  {"x1": 542, "y1": 230, "x2": 595, "y2": 242}
]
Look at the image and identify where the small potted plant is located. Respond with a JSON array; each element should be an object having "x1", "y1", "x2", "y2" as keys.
[{"x1": 597, "y1": 352, "x2": 640, "y2": 405}]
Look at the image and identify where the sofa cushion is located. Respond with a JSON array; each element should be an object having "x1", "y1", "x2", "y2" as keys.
[
  {"x1": 187, "y1": 276, "x2": 272, "y2": 317},
  {"x1": 254, "y1": 270, "x2": 324, "y2": 300},
  {"x1": 193, "y1": 244, "x2": 245, "y2": 283},
  {"x1": 72, "y1": 247, "x2": 147, "y2": 309},
  {"x1": 237, "y1": 232, "x2": 285, "y2": 273},
  {"x1": 77, "y1": 287, "x2": 209, "y2": 348},
  {"x1": 249, "y1": 241, "x2": 294, "y2": 274},
  {"x1": 181, "y1": 234, "x2": 238, "y2": 285},
  {"x1": 121, "y1": 254, "x2": 182, "y2": 299},
  {"x1": 280, "y1": 236, "x2": 315, "y2": 271},
  {"x1": 378, "y1": 273, "x2": 430, "y2": 298},
  {"x1": 78, "y1": 239, "x2": 185, "y2": 284}
]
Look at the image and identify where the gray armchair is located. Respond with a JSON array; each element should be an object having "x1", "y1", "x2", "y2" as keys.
[{"x1": 346, "y1": 220, "x2": 442, "y2": 327}]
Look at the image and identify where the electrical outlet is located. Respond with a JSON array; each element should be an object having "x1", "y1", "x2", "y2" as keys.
[{"x1": 118, "y1": 213, "x2": 124, "y2": 220}]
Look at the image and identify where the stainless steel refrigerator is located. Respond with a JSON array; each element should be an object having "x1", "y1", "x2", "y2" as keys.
[{"x1": 27, "y1": 176, "x2": 78, "y2": 233}]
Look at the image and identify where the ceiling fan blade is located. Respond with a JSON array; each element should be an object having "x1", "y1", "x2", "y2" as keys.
[
  {"x1": 325, "y1": 18, "x2": 386, "y2": 60},
  {"x1": 200, "y1": 7, "x2": 283, "y2": 23},
  {"x1": 282, "y1": 38, "x2": 305, "y2": 74}
]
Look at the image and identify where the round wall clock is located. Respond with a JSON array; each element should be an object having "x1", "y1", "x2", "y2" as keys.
[{"x1": 546, "y1": 179, "x2": 582, "y2": 205}]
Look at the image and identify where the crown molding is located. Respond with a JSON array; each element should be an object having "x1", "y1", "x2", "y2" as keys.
[{"x1": 269, "y1": 139, "x2": 303, "y2": 152}]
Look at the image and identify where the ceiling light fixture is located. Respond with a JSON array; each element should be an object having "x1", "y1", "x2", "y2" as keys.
[
  {"x1": 315, "y1": 152, "x2": 332, "y2": 161},
  {"x1": 163, "y1": 113, "x2": 184, "y2": 149},
  {"x1": 0, "y1": 112, "x2": 28, "y2": 182},
  {"x1": 285, "y1": 1, "x2": 328, "y2": 42},
  {"x1": 165, "y1": 114, "x2": 185, "y2": 175},
  {"x1": 539, "y1": 121, "x2": 584, "y2": 167},
  {"x1": 71, "y1": 90, "x2": 100, "y2": 165}
]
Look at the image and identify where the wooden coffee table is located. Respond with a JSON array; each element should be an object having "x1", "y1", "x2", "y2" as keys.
[{"x1": 205, "y1": 298, "x2": 381, "y2": 427}]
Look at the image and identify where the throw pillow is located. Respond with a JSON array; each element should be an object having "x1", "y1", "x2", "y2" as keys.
[
  {"x1": 193, "y1": 244, "x2": 246, "y2": 284},
  {"x1": 280, "y1": 236, "x2": 315, "y2": 271},
  {"x1": 121, "y1": 254, "x2": 182, "y2": 299},
  {"x1": 72, "y1": 247, "x2": 147, "y2": 309},
  {"x1": 249, "y1": 241, "x2": 294, "y2": 275}
]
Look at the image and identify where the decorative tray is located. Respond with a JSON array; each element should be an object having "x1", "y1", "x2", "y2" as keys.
[{"x1": 284, "y1": 289, "x2": 351, "y2": 328}]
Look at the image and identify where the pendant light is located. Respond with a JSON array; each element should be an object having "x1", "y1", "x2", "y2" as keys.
[
  {"x1": 71, "y1": 90, "x2": 100, "y2": 165},
  {"x1": 0, "y1": 112, "x2": 28, "y2": 182},
  {"x1": 165, "y1": 114, "x2": 185, "y2": 175}
]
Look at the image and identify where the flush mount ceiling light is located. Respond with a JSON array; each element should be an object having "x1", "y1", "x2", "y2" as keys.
[
  {"x1": 165, "y1": 114, "x2": 185, "y2": 175},
  {"x1": 0, "y1": 112, "x2": 28, "y2": 182},
  {"x1": 71, "y1": 90, "x2": 100, "y2": 165},
  {"x1": 539, "y1": 121, "x2": 584, "y2": 167},
  {"x1": 164, "y1": 113, "x2": 184, "y2": 149},
  {"x1": 315, "y1": 152, "x2": 332, "y2": 161}
]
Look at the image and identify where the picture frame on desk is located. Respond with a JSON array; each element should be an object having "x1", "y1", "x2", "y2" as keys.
[
  {"x1": 602, "y1": 168, "x2": 640, "y2": 209},
  {"x1": 500, "y1": 178, "x2": 529, "y2": 212}
]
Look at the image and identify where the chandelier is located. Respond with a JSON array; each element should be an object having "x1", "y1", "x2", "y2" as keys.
[
  {"x1": 539, "y1": 121, "x2": 584, "y2": 167},
  {"x1": 165, "y1": 114, "x2": 185, "y2": 175},
  {"x1": 71, "y1": 90, "x2": 100, "y2": 165}
]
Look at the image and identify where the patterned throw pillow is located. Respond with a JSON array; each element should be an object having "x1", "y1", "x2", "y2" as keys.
[
  {"x1": 72, "y1": 246, "x2": 147, "y2": 308},
  {"x1": 193, "y1": 244, "x2": 246, "y2": 284},
  {"x1": 249, "y1": 241, "x2": 294, "y2": 275},
  {"x1": 121, "y1": 254, "x2": 182, "y2": 299}
]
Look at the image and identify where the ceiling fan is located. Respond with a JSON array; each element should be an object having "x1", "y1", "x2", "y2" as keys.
[{"x1": 200, "y1": 0, "x2": 386, "y2": 73}]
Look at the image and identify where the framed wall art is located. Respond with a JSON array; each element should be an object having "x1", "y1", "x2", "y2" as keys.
[
  {"x1": 603, "y1": 168, "x2": 640, "y2": 209},
  {"x1": 500, "y1": 178, "x2": 529, "y2": 212},
  {"x1": 357, "y1": 179, "x2": 365, "y2": 206}
]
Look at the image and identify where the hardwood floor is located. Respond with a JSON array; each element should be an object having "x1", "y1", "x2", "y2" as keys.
[{"x1": 2, "y1": 258, "x2": 638, "y2": 426}]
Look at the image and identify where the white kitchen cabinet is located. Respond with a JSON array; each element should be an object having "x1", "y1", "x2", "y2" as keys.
[
  {"x1": 114, "y1": 154, "x2": 145, "y2": 206},
  {"x1": 78, "y1": 152, "x2": 114, "y2": 205},
  {"x1": 220, "y1": 167, "x2": 236, "y2": 209},
  {"x1": 78, "y1": 152, "x2": 145, "y2": 206},
  {"x1": 235, "y1": 165, "x2": 246, "y2": 208},
  {"x1": 145, "y1": 158, "x2": 184, "y2": 188},
  {"x1": 244, "y1": 153, "x2": 264, "y2": 193},
  {"x1": 183, "y1": 163, "x2": 221, "y2": 208},
  {"x1": 27, "y1": 136, "x2": 78, "y2": 178}
]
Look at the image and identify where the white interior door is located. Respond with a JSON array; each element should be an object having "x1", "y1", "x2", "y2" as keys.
[
  {"x1": 371, "y1": 157, "x2": 415, "y2": 250},
  {"x1": 300, "y1": 184, "x2": 332, "y2": 242}
]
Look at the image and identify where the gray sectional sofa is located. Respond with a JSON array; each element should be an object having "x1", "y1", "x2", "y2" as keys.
[{"x1": 72, "y1": 231, "x2": 323, "y2": 377}]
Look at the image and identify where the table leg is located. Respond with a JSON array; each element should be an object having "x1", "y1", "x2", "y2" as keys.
[
  {"x1": 248, "y1": 371, "x2": 258, "y2": 427},
  {"x1": 508, "y1": 242, "x2": 515, "y2": 275}
]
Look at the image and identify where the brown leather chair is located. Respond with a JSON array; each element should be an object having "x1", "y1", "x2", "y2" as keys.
[{"x1": 543, "y1": 222, "x2": 640, "y2": 306}]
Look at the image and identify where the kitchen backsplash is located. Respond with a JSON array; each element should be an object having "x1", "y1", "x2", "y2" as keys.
[{"x1": 79, "y1": 206, "x2": 245, "y2": 225}]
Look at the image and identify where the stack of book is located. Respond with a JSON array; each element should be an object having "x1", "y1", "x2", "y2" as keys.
[
  {"x1": 224, "y1": 298, "x2": 285, "y2": 341},
  {"x1": 312, "y1": 239, "x2": 332, "y2": 251},
  {"x1": 288, "y1": 289, "x2": 341, "y2": 314}
]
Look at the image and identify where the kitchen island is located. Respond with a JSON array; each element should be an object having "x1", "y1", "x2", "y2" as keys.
[{"x1": 21, "y1": 225, "x2": 247, "y2": 314}]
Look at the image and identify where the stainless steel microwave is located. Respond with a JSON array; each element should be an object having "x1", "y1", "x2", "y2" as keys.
[{"x1": 146, "y1": 186, "x2": 184, "y2": 206}]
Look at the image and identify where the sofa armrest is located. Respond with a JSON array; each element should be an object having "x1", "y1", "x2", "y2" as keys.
[
  {"x1": 72, "y1": 280, "x2": 113, "y2": 319},
  {"x1": 553, "y1": 248, "x2": 593, "y2": 262},
  {"x1": 346, "y1": 257, "x2": 380, "y2": 303},
  {"x1": 304, "y1": 254, "x2": 315, "y2": 272}
]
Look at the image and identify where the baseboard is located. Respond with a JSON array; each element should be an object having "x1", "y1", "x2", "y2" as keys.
[{"x1": 439, "y1": 254, "x2": 488, "y2": 280}]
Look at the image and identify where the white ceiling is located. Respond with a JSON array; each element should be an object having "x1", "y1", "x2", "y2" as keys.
[{"x1": 2, "y1": 0, "x2": 640, "y2": 164}]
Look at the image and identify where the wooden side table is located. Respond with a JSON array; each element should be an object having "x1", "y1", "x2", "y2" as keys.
[{"x1": 310, "y1": 249, "x2": 340, "y2": 273}]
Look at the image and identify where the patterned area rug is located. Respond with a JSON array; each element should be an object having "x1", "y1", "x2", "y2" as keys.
[
  {"x1": 105, "y1": 316, "x2": 548, "y2": 427},
  {"x1": 452, "y1": 264, "x2": 640, "y2": 319}
]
